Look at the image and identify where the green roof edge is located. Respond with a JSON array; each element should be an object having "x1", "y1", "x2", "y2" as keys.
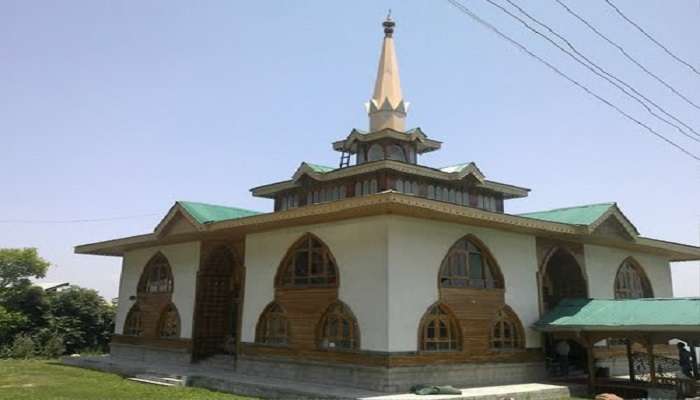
[{"x1": 177, "y1": 201, "x2": 262, "y2": 224}]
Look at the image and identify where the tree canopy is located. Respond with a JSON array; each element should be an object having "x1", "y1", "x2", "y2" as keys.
[{"x1": 0, "y1": 248, "x2": 50, "y2": 289}]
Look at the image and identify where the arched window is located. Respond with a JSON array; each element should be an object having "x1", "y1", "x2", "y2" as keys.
[
  {"x1": 614, "y1": 259, "x2": 653, "y2": 299},
  {"x1": 138, "y1": 252, "x2": 173, "y2": 294},
  {"x1": 277, "y1": 234, "x2": 338, "y2": 288},
  {"x1": 439, "y1": 236, "x2": 503, "y2": 289},
  {"x1": 124, "y1": 304, "x2": 143, "y2": 337},
  {"x1": 317, "y1": 301, "x2": 359, "y2": 350},
  {"x1": 158, "y1": 303, "x2": 181, "y2": 338},
  {"x1": 419, "y1": 303, "x2": 461, "y2": 352},
  {"x1": 256, "y1": 302, "x2": 289, "y2": 345},
  {"x1": 491, "y1": 306, "x2": 524, "y2": 350},
  {"x1": 386, "y1": 144, "x2": 406, "y2": 162},
  {"x1": 367, "y1": 144, "x2": 384, "y2": 161}
]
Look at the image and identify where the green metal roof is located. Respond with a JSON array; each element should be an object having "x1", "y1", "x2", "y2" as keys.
[
  {"x1": 518, "y1": 203, "x2": 615, "y2": 225},
  {"x1": 439, "y1": 163, "x2": 472, "y2": 173},
  {"x1": 534, "y1": 298, "x2": 700, "y2": 331},
  {"x1": 178, "y1": 201, "x2": 261, "y2": 224},
  {"x1": 305, "y1": 163, "x2": 336, "y2": 174}
]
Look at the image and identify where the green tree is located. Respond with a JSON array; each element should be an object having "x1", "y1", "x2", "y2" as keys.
[
  {"x1": 0, "y1": 305, "x2": 28, "y2": 344},
  {"x1": 46, "y1": 286, "x2": 115, "y2": 353},
  {"x1": 0, "y1": 248, "x2": 50, "y2": 289}
]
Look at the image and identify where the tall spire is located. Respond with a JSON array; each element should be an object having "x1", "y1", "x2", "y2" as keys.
[{"x1": 366, "y1": 12, "x2": 409, "y2": 132}]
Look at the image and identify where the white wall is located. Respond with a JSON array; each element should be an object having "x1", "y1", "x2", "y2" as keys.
[
  {"x1": 116, "y1": 241, "x2": 200, "y2": 338},
  {"x1": 584, "y1": 244, "x2": 673, "y2": 298},
  {"x1": 386, "y1": 215, "x2": 541, "y2": 351},
  {"x1": 242, "y1": 216, "x2": 390, "y2": 351}
]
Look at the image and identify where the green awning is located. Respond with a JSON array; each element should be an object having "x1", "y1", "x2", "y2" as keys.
[{"x1": 534, "y1": 298, "x2": 700, "y2": 332}]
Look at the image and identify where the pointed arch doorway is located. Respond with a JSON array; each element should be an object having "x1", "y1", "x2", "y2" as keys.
[
  {"x1": 539, "y1": 247, "x2": 588, "y2": 376},
  {"x1": 193, "y1": 245, "x2": 244, "y2": 360}
]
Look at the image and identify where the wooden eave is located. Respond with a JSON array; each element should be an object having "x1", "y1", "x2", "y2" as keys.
[
  {"x1": 332, "y1": 128, "x2": 442, "y2": 154},
  {"x1": 75, "y1": 191, "x2": 700, "y2": 261},
  {"x1": 250, "y1": 160, "x2": 529, "y2": 199}
]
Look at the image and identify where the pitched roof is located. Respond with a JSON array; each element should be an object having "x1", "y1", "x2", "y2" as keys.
[
  {"x1": 178, "y1": 201, "x2": 261, "y2": 224},
  {"x1": 534, "y1": 298, "x2": 700, "y2": 331},
  {"x1": 518, "y1": 203, "x2": 615, "y2": 225},
  {"x1": 305, "y1": 163, "x2": 335, "y2": 174}
]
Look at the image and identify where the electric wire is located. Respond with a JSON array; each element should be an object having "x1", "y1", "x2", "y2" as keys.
[
  {"x1": 554, "y1": 0, "x2": 700, "y2": 111},
  {"x1": 0, "y1": 213, "x2": 160, "y2": 224},
  {"x1": 443, "y1": 0, "x2": 700, "y2": 161},
  {"x1": 604, "y1": 0, "x2": 700, "y2": 77},
  {"x1": 485, "y1": 0, "x2": 700, "y2": 143}
]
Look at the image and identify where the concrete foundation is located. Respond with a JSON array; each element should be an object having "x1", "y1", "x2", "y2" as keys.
[
  {"x1": 62, "y1": 355, "x2": 568, "y2": 400},
  {"x1": 110, "y1": 342, "x2": 191, "y2": 365},
  {"x1": 236, "y1": 355, "x2": 548, "y2": 392}
]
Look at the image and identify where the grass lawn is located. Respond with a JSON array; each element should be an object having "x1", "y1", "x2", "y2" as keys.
[{"x1": 0, "y1": 359, "x2": 255, "y2": 400}]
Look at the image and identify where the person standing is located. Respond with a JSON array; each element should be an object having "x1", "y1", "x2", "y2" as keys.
[{"x1": 678, "y1": 342, "x2": 693, "y2": 378}]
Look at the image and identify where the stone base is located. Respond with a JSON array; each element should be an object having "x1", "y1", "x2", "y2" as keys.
[
  {"x1": 236, "y1": 355, "x2": 548, "y2": 392},
  {"x1": 62, "y1": 355, "x2": 566, "y2": 399},
  {"x1": 110, "y1": 342, "x2": 191, "y2": 365}
]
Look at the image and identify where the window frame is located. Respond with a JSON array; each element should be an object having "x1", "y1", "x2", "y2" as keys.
[
  {"x1": 316, "y1": 301, "x2": 360, "y2": 351},
  {"x1": 137, "y1": 252, "x2": 174, "y2": 295},
  {"x1": 490, "y1": 306, "x2": 525, "y2": 351},
  {"x1": 255, "y1": 302, "x2": 290, "y2": 346},
  {"x1": 614, "y1": 258, "x2": 653, "y2": 299},
  {"x1": 158, "y1": 303, "x2": 181, "y2": 339},
  {"x1": 123, "y1": 304, "x2": 144, "y2": 337},
  {"x1": 418, "y1": 303, "x2": 462, "y2": 352},
  {"x1": 438, "y1": 235, "x2": 504, "y2": 289},
  {"x1": 275, "y1": 233, "x2": 340, "y2": 289}
]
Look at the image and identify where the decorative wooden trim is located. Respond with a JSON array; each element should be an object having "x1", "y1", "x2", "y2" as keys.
[
  {"x1": 537, "y1": 243, "x2": 588, "y2": 316},
  {"x1": 75, "y1": 191, "x2": 700, "y2": 262}
]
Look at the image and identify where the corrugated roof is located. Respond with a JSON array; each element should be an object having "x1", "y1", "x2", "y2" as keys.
[
  {"x1": 178, "y1": 201, "x2": 261, "y2": 224},
  {"x1": 518, "y1": 203, "x2": 615, "y2": 225},
  {"x1": 534, "y1": 298, "x2": 700, "y2": 330}
]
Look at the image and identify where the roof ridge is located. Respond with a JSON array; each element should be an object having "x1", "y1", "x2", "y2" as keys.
[
  {"x1": 519, "y1": 202, "x2": 616, "y2": 215},
  {"x1": 178, "y1": 201, "x2": 261, "y2": 213}
]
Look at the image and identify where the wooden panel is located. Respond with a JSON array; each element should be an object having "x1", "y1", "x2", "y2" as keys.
[
  {"x1": 275, "y1": 288, "x2": 338, "y2": 349},
  {"x1": 133, "y1": 293, "x2": 172, "y2": 339},
  {"x1": 240, "y1": 343, "x2": 542, "y2": 367},
  {"x1": 112, "y1": 334, "x2": 192, "y2": 350}
]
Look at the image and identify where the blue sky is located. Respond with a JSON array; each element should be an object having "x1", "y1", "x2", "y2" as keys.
[{"x1": 1, "y1": 0, "x2": 698, "y2": 300}]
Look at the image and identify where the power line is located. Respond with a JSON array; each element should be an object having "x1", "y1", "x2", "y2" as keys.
[
  {"x1": 443, "y1": 0, "x2": 700, "y2": 161},
  {"x1": 485, "y1": 0, "x2": 700, "y2": 143},
  {"x1": 604, "y1": 0, "x2": 700, "y2": 77},
  {"x1": 0, "y1": 213, "x2": 160, "y2": 224},
  {"x1": 555, "y1": 0, "x2": 700, "y2": 111}
]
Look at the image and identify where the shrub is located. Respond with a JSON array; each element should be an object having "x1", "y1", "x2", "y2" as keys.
[
  {"x1": 10, "y1": 334, "x2": 35, "y2": 359},
  {"x1": 42, "y1": 335, "x2": 65, "y2": 358}
]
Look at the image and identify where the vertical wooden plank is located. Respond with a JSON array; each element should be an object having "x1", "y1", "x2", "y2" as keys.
[{"x1": 626, "y1": 339, "x2": 635, "y2": 383}]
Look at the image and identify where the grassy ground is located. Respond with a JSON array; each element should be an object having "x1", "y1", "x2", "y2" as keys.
[{"x1": 0, "y1": 359, "x2": 254, "y2": 400}]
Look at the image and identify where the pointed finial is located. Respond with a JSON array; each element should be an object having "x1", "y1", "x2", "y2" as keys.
[{"x1": 383, "y1": 10, "x2": 395, "y2": 37}]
